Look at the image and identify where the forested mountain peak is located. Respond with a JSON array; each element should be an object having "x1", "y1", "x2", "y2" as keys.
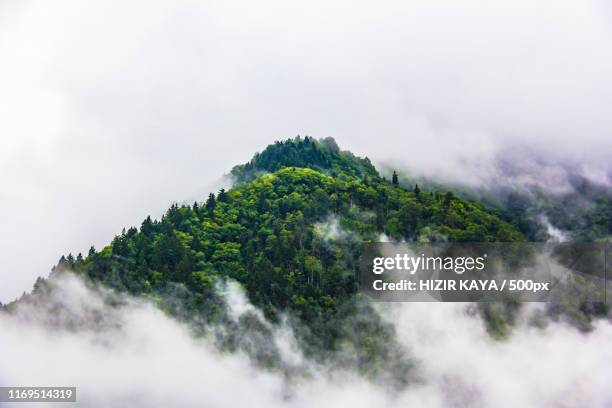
[
  {"x1": 5, "y1": 139, "x2": 539, "y2": 374},
  {"x1": 230, "y1": 136, "x2": 379, "y2": 182},
  {"x1": 7, "y1": 141, "x2": 525, "y2": 320}
]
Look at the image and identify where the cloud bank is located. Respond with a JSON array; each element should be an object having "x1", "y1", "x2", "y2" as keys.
[
  {"x1": 1, "y1": 274, "x2": 611, "y2": 408},
  {"x1": 1, "y1": 0, "x2": 611, "y2": 300}
]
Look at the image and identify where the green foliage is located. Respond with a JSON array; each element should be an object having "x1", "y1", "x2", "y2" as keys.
[
  {"x1": 34, "y1": 138, "x2": 525, "y2": 368},
  {"x1": 231, "y1": 136, "x2": 378, "y2": 182},
  {"x1": 61, "y1": 158, "x2": 521, "y2": 331}
]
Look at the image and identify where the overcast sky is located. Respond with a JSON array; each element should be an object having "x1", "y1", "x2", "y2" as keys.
[{"x1": 1, "y1": 0, "x2": 612, "y2": 301}]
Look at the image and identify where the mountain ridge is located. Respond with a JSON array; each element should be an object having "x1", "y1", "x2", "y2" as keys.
[
  {"x1": 4, "y1": 136, "x2": 609, "y2": 376},
  {"x1": 4, "y1": 137, "x2": 526, "y2": 317}
]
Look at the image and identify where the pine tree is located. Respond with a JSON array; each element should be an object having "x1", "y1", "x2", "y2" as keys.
[
  {"x1": 414, "y1": 184, "x2": 421, "y2": 195},
  {"x1": 141, "y1": 216, "x2": 154, "y2": 235},
  {"x1": 205, "y1": 193, "x2": 216, "y2": 213},
  {"x1": 392, "y1": 171, "x2": 399, "y2": 185},
  {"x1": 67, "y1": 253, "x2": 75, "y2": 266},
  {"x1": 218, "y1": 188, "x2": 228, "y2": 202}
]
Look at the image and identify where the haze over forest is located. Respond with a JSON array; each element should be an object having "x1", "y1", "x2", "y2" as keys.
[
  {"x1": 1, "y1": 1, "x2": 612, "y2": 407},
  {"x1": 2, "y1": 0, "x2": 612, "y2": 301}
]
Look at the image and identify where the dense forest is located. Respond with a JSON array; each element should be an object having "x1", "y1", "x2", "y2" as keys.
[
  {"x1": 4, "y1": 137, "x2": 608, "y2": 377},
  {"x1": 386, "y1": 162, "x2": 612, "y2": 243},
  {"x1": 230, "y1": 136, "x2": 379, "y2": 182}
]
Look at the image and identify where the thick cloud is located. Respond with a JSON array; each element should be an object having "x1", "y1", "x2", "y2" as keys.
[
  {"x1": 1, "y1": 274, "x2": 611, "y2": 407},
  {"x1": 1, "y1": 0, "x2": 612, "y2": 300}
]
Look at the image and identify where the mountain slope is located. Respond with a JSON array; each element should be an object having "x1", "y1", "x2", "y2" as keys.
[
  {"x1": 63, "y1": 150, "x2": 523, "y2": 311},
  {"x1": 4, "y1": 137, "x2": 527, "y2": 376}
]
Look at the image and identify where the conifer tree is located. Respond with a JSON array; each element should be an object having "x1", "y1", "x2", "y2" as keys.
[
  {"x1": 218, "y1": 188, "x2": 228, "y2": 202},
  {"x1": 205, "y1": 193, "x2": 216, "y2": 213}
]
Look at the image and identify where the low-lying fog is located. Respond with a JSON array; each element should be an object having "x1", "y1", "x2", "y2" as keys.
[
  {"x1": 2, "y1": 0, "x2": 612, "y2": 301},
  {"x1": 1, "y1": 274, "x2": 610, "y2": 408}
]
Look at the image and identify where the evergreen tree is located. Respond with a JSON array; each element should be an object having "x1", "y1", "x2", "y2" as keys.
[
  {"x1": 66, "y1": 253, "x2": 75, "y2": 266},
  {"x1": 205, "y1": 193, "x2": 216, "y2": 213},
  {"x1": 392, "y1": 171, "x2": 399, "y2": 185},
  {"x1": 218, "y1": 188, "x2": 228, "y2": 202},
  {"x1": 141, "y1": 216, "x2": 154, "y2": 235}
]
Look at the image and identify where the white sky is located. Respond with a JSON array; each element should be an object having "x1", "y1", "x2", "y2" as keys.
[{"x1": 1, "y1": 0, "x2": 612, "y2": 301}]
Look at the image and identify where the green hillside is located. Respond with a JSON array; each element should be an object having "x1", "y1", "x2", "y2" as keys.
[
  {"x1": 61, "y1": 138, "x2": 521, "y2": 315},
  {"x1": 6, "y1": 137, "x2": 528, "y2": 376}
]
